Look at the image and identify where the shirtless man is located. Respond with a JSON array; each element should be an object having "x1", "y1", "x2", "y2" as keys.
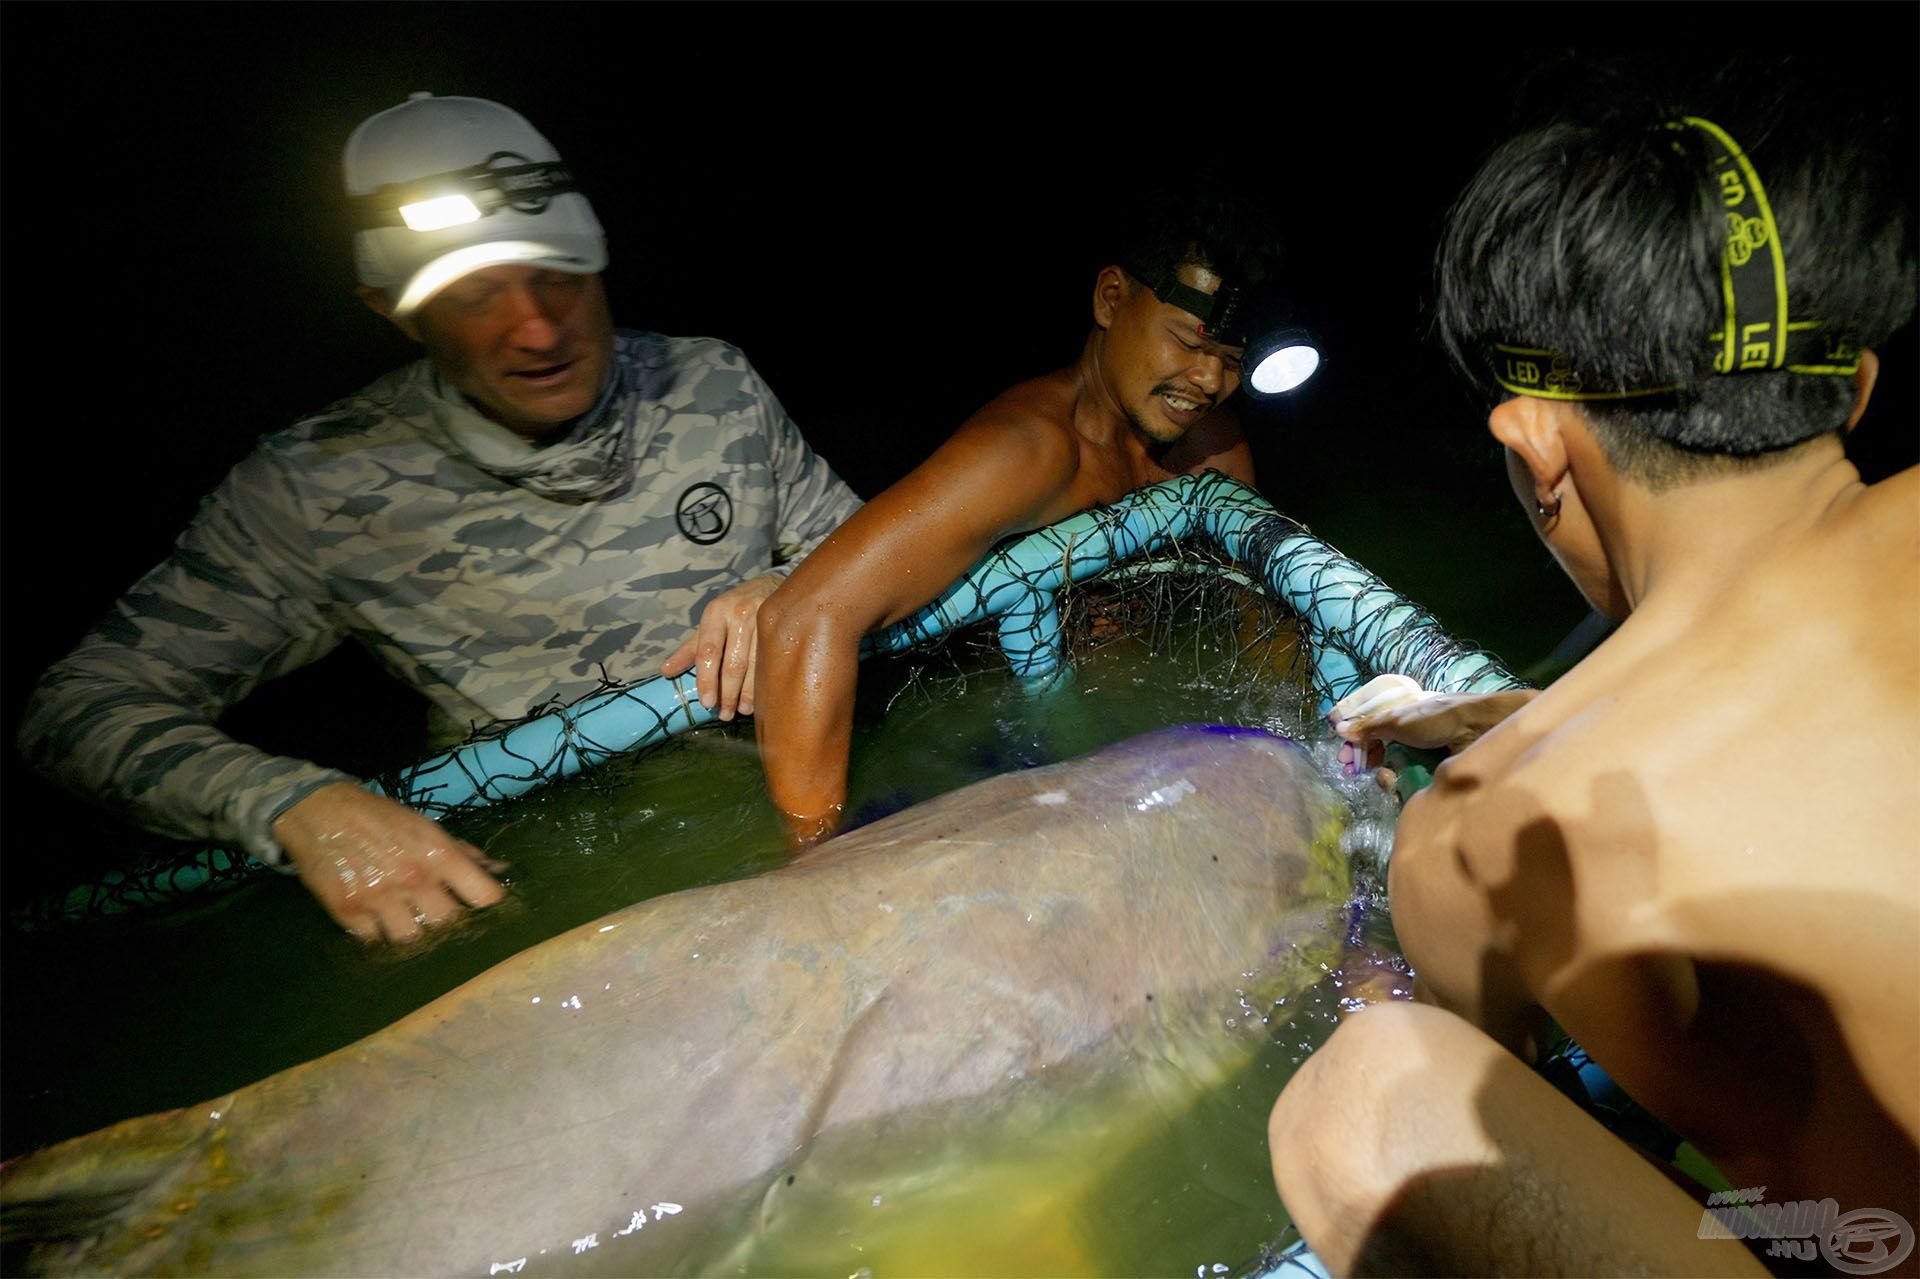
[
  {"x1": 752, "y1": 196, "x2": 1271, "y2": 844},
  {"x1": 1268, "y1": 77, "x2": 1918, "y2": 1277}
]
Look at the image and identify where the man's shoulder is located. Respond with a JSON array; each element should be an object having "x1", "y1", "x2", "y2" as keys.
[
  {"x1": 266, "y1": 360, "x2": 436, "y2": 456},
  {"x1": 1852, "y1": 464, "x2": 1920, "y2": 552},
  {"x1": 613, "y1": 330, "x2": 784, "y2": 418},
  {"x1": 614, "y1": 329, "x2": 735, "y2": 354},
  {"x1": 222, "y1": 362, "x2": 463, "y2": 509},
  {"x1": 944, "y1": 371, "x2": 1085, "y2": 463},
  {"x1": 1390, "y1": 692, "x2": 1583, "y2": 884},
  {"x1": 614, "y1": 330, "x2": 752, "y2": 379},
  {"x1": 966, "y1": 369, "x2": 1078, "y2": 429}
]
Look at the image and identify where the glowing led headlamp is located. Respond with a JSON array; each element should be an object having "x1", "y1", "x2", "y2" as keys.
[
  {"x1": 352, "y1": 151, "x2": 579, "y2": 233},
  {"x1": 1245, "y1": 329, "x2": 1322, "y2": 396},
  {"x1": 1124, "y1": 264, "x2": 1324, "y2": 398},
  {"x1": 1489, "y1": 116, "x2": 1860, "y2": 403}
]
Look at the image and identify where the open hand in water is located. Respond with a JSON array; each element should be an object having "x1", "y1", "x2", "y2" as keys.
[{"x1": 275, "y1": 782, "x2": 508, "y2": 942}]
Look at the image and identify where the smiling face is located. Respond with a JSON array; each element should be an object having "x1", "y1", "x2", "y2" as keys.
[
  {"x1": 1093, "y1": 263, "x2": 1245, "y2": 445},
  {"x1": 404, "y1": 265, "x2": 615, "y2": 440}
]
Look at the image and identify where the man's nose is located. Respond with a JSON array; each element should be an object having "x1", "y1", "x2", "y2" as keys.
[
  {"x1": 1187, "y1": 352, "x2": 1227, "y2": 395},
  {"x1": 503, "y1": 283, "x2": 566, "y2": 350}
]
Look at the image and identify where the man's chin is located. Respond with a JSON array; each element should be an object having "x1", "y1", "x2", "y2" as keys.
[
  {"x1": 1127, "y1": 411, "x2": 1186, "y2": 447},
  {"x1": 487, "y1": 391, "x2": 597, "y2": 441}
]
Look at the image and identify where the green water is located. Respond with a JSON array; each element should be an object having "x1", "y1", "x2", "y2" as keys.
[{"x1": 2, "y1": 597, "x2": 1407, "y2": 1275}]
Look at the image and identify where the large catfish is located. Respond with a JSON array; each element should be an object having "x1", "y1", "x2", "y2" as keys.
[{"x1": 2, "y1": 726, "x2": 1351, "y2": 1277}]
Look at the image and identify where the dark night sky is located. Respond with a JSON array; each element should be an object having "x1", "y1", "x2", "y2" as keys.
[{"x1": 2, "y1": 2, "x2": 1914, "y2": 881}]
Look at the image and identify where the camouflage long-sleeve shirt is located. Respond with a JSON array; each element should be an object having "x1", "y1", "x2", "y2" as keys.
[{"x1": 19, "y1": 331, "x2": 861, "y2": 864}]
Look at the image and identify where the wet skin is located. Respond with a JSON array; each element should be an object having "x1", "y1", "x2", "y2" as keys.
[
  {"x1": 271, "y1": 267, "x2": 752, "y2": 945},
  {"x1": 1, "y1": 727, "x2": 1347, "y2": 1278},
  {"x1": 1280, "y1": 362, "x2": 1919, "y2": 1274},
  {"x1": 754, "y1": 262, "x2": 1255, "y2": 846}
]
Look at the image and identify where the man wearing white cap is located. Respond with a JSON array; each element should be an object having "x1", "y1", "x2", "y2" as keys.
[{"x1": 18, "y1": 94, "x2": 861, "y2": 942}]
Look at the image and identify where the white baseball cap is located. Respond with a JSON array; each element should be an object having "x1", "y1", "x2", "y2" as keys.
[{"x1": 344, "y1": 92, "x2": 608, "y2": 315}]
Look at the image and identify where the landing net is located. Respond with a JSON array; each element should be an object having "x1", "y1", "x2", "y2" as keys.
[{"x1": 14, "y1": 475, "x2": 1521, "y2": 926}]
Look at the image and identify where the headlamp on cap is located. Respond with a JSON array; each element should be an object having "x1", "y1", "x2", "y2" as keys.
[
  {"x1": 352, "y1": 152, "x2": 580, "y2": 234},
  {"x1": 345, "y1": 94, "x2": 608, "y2": 316}
]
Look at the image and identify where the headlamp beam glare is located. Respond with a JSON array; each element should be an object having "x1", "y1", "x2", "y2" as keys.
[
  {"x1": 399, "y1": 194, "x2": 484, "y2": 233},
  {"x1": 391, "y1": 240, "x2": 567, "y2": 315},
  {"x1": 352, "y1": 157, "x2": 578, "y2": 233},
  {"x1": 1243, "y1": 328, "x2": 1322, "y2": 399},
  {"x1": 1249, "y1": 344, "x2": 1320, "y2": 396}
]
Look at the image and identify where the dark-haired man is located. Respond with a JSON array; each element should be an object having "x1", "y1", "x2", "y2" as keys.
[
  {"x1": 752, "y1": 210, "x2": 1266, "y2": 845},
  {"x1": 1269, "y1": 84, "x2": 1917, "y2": 1276},
  {"x1": 18, "y1": 95, "x2": 860, "y2": 942}
]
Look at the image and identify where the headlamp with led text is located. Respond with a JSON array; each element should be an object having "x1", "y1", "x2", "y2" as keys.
[
  {"x1": 1488, "y1": 116, "x2": 1862, "y2": 403},
  {"x1": 352, "y1": 151, "x2": 580, "y2": 234}
]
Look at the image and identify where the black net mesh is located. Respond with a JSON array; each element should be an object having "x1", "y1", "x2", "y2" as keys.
[{"x1": 9, "y1": 477, "x2": 1518, "y2": 928}]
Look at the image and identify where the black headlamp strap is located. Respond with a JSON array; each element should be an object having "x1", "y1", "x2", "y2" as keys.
[
  {"x1": 352, "y1": 153, "x2": 578, "y2": 231},
  {"x1": 1487, "y1": 115, "x2": 1859, "y2": 402},
  {"x1": 1123, "y1": 264, "x2": 1246, "y2": 346},
  {"x1": 484, "y1": 159, "x2": 578, "y2": 209},
  {"x1": 1489, "y1": 345, "x2": 1677, "y2": 401},
  {"x1": 1674, "y1": 116, "x2": 1790, "y2": 375}
]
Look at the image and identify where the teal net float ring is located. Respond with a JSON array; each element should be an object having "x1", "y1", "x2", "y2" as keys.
[
  {"x1": 18, "y1": 474, "x2": 1522, "y2": 926},
  {"x1": 862, "y1": 471, "x2": 1514, "y2": 699}
]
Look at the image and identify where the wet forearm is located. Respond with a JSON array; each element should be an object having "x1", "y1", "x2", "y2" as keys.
[
  {"x1": 754, "y1": 607, "x2": 862, "y2": 847},
  {"x1": 756, "y1": 684, "x2": 857, "y2": 846}
]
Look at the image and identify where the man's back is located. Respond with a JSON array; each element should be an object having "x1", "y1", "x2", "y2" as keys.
[{"x1": 1392, "y1": 464, "x2": 1920, "y2": 1222}]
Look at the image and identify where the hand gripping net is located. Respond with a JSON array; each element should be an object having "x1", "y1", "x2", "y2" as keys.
[{"x1": 17, "y1": 475, "x2": 1521, "y2": 925}]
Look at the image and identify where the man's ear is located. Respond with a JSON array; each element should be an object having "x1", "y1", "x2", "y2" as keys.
[
  {"x1": 1091, "y1": 266, "x2": 1130, "y2": 332},
  {"x1": 357, "y1": 285, "x2": 420, "y2": 342},
  {"x1": 1487, "y1": 395, "x2": 1575, "y2": 508},
  {"x1": 1844, "y1": 348, "x2": 1880, "y2": 434}
]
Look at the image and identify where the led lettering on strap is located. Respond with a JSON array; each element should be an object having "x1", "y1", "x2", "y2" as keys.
[
  {"x1": 1679, "y1": 115, "x2": 1790, "y2": 374},
  {"x1": 1488, "y1": 116, "x2": 1859, "y2": 402},
  {"x1": 1490, "y1": 344, "x2": 1677, "y2": 402}
]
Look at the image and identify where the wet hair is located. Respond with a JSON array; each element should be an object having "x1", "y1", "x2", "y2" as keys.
[
  {"x1": 1435, "y1": 56, "x2": 1915, "y2": 488},
  {"x1": 1106, "y1": 180, "x2": 1282, "y2": 292}
]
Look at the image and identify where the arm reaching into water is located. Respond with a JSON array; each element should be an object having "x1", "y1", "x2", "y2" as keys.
[
  {"x1": 753, "y1": 379, "x2": 1254, "y2": 847},
  {"x1": 752, "y1": 251, "x2": 1257, "y2": 848},
  {"x1": 753, "y1": 410, "x2": 1084, "y2": 846},
  {"x1": 18, "y1": 451, "x2": 511, "y2": 938}
]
